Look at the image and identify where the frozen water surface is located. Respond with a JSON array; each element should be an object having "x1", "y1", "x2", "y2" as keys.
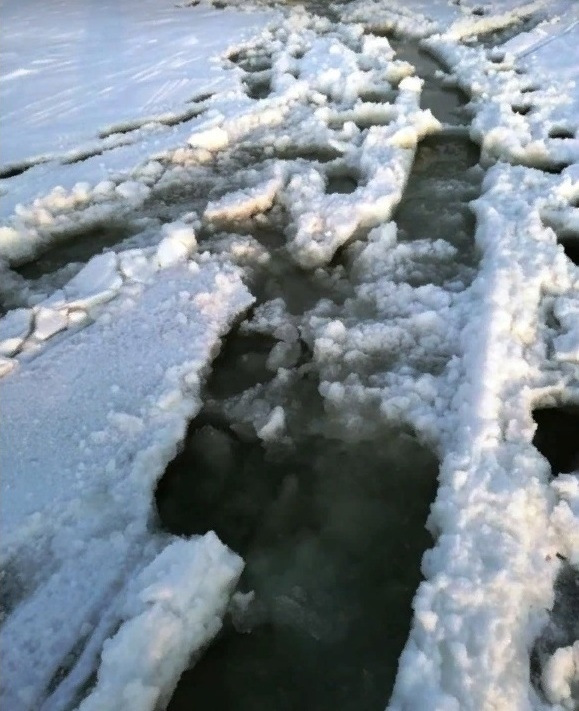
[{"x1": 3, "y1": 0, "x2": 579, "y2": 710}]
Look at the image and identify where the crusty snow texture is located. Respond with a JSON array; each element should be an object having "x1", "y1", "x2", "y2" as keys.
[{"x1": 2, "y1": 1, "x2": 579, "y2": 710}]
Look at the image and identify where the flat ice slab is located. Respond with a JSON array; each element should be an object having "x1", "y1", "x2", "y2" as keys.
[
  {"x1": 0, "y1": 248, "x2": 252, "y2": 711},
  {"x1": 0, "y1": 0, "x2": 273, "y2": 168}
]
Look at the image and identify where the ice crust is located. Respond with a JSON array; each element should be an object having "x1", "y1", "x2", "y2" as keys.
[
  {"x1": 0, "y1": 242, "x2": 252, "y2": 710},
  {"x1": 423, "y1": 2, "x2": 579, "y2": 170},
  {"x1": 2, "y1": 0, "x2": 579, "y2": 710}
]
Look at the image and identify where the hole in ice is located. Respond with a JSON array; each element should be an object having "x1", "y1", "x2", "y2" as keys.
[
  {"x1": 0, "y1": 164, "x2": 31, "y2": 179},
  {"x1": 422, "y1": 85, "x2": 471, "y2": 125},
  {"x1": 274, "y1": 145, "x2": 344, "y2": 163},
  {"x1": 393, "y1": 133, "x2": 482, "y2": 281},
  {"x1": 246, "y1": 223, "x2": 287, "y2": 251},
  {"x1": 208, "y1": 330, "x2": 277, "y2": 400},
  {"x1": 187, "y1": 91, "x2": 214, "y2": 104},
  {"x1": 228, "y1": 49, "x2": 272, "y2": 73},
  {"x1": 530, "y1": 563, "x2": 579, "y2": 701},
  {"x1": 145, "y1": 106, "x2": 207, "y2": 128},
  {"x1": 154, "y1": 219, "x2": 440, "y2": 706},
  {"x1": 325, "y1": 172, "x2": 359, "y2": 195},
  {"x1": 386, "y1": 37, "x2": 470, "y2": 125},
  {"x1": 541, "y1": 215, "x2": 579, "y2": 264},
  {"x1": 98, "y1": 104, "x2": 206, "y2": 139},
  {"x1": 203, "y1": 210, "x2": 343, "y2": 313},
  {"x1": 0, "y1": 157, "x2": 51, "y2": 180},
  {"x1": 250, "y1": 252, "x2": 340, "y2": 314},
  {"x1": 155, "y1": 416, "x2": 271, "y2": 550},
  {"x1": 216, "y1": 200, "x2": 290, "y2": 250},
  {"x1": 471, "y1": 6, "x2": 485, "y2": 15},
  {"x1": 364, "y1": 26, "x2": 398, "y2": 40},
  {"x1": 532, "y1": 406, "x2": 579, "y2": 476},
  {"x1": 358, "y1": 88, "x2": 398, "y2": 104},
  {"x1": 45, "y1": 627, "x2": 98, "y2": 700},
  {"x1": 328, "y1": 114, "x2": 392, "y2": 131},
  {"x1": 549, "y1": 127, "x2": 576, "y2": 140},
  {"x1": 243, "y1": 76, "x2": 272, "y2": 100},
  {"x1": 15, "y1": 222, "x2": 137, "y2": 281},
  {"x1": 61, "y1": 148, "x2": 109, "y2": 166},
  {"x1": 159, "y1": 408, "x2": 439, "y2": 710},
  {"x1": 0, "y1": 557, "x2": 36, "y2": 622},
  {"x1": 559, "y1": 236, "x2": 579, "y2": 265},
  {"x1": 512, "y1": 103, "x2": 532, "y2": 116},
  {"x1": 206, "y1": 202, "x2": 347, "y2": 313},
  {"x1": 539, "y1": 161, "x2": 572, "y2": 175}
]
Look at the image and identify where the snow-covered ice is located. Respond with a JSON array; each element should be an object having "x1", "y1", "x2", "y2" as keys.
[
  {"x1": 2, "y1": 0, "x2": 579, "y2": 709},
  {"x1": 0, "y1": 0, "x2": 273, "y2": 168},
  {"x1": 1, "y1": 243, "x2": 253, "y2": 711}
]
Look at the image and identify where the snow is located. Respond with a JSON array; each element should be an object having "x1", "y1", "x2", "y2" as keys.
[
  {"x1": 423, "y1": 1, "x2": 579, "y2": 169},
  {"x1": 0, "y1": 0, "x2": 274, "y2": 220},
  {"x1": 0, "y1": 242, "x2": 252, "y2": 710},
  {"x1": 76, "y1": 534, "x2": 243, "y2": 711},
  {"x1": 2, "y1": 0, "x2": 579, "y2": 709},
  {"x1": 542, "y1": 643, "x2": 579, "y2": 710},
  {"x1": 0, "y1": 0, "x2": 272, "y2": 168},
  {"x1": 387, "y1": 161, "x2": 577, "y2": 710}
]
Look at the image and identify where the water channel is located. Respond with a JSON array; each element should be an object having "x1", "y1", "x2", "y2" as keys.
[{"x1": 156, "y1": 30, "x2": 483, "y2": 711}]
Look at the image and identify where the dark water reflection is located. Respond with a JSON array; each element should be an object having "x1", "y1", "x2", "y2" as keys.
[{"x1": 159, "y1": 421, "x2": 438, "y2": 711}]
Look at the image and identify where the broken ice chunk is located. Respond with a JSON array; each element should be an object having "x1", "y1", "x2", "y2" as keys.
[
  {"x1": 553, "y1": 297, "x2": 579, "y2": 362},
  {"x1": 267, "y1": 340, "x2": 302, "y2": 370},
  {"x1": 77, "y1": 534, "x2": 243, "y2": 711},
  {"x1": 114, "y1": 181, "x2": 151, "y2": 205},
  {"x1": 188, "y1": 126, "x2": 229, "y2": 151},
  {"x1": 0, "y1": 307, "x2": 32, "y2": 356},
  {"x1": 34, "y1": 307, "x2": 68, "y2": 341},
  {"x1": 257, "y1": 405, "x2": 286, "y2": 442},
  {"x1": 229, "y1": 590, "x2": 266, "y2": 634},
  {"x1": 541, "y1": 643, "x2": 579, "y2": 709},
  {"x1": 204, "y1": 171, "x2": 284, "y2": 228},
  {"x1": 155, "y1": 222, "x2": 197, "y2": 269},
  {"x1": 0, "y1": 356, "x2": 16, "y2": 377},
  {"x1": 64, "y1": 252, "x2": 123, "y2": 308}
]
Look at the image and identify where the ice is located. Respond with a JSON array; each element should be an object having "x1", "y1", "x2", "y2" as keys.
[
  {"x1": 0, "y1": 356, "x2": 16, "y2": 377},
  {"x1": 33, "y1": 306, "x2": 68, "y2": 341},
  {"x1": 256, "y1": 404, "x2": 286, "y2": 441},
  {"x1": 63, "y1": 252, "x2": 123, "y2": 307},
  {"x1": 553, "y1": 297, "x2": 579, "y2": 363},
  {"x1": 204, "y1": 169, "x2": 285, "y2": 227},
  {"x1": 0, "y1": 1, "x2": 274, "y2": 221},
  {"x1": 542, "y1": 643, "x2": 579, "y2": 709},
  {"x1": 3, "y1": 0, "x2": 579, "y2": 709},
  {"x1": 76, "y1": 534, "x2": 243, "y2": 711},
  {"x1": 155, "y1": 221, "x2": 198, "y2": 269},
  {"x1": 0, "y1": 307, "x2": 32, "y2": 356},
  {"x1": 0, "y1": 0, "x2": 273, "y2": 168},
  {"x1": 388, "y1": 162, "x2": 578, "y2": 710},
  {"x1": 423, "y1": 2, "x2": 579, "y2": 169},
  {"x1": 187, "y1": 126, "x2": 230, "y2": 151},
  {"x1": 0, "y1": 248, "x2": 253, "y2": 710}
]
